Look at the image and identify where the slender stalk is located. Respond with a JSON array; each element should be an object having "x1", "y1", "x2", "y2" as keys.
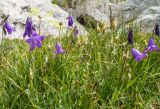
[
  {"x1": 0, "y1": 28, "x2": 4, "y2": 45},
  {"x1": 59, "y1": 22, "x2": 62, "y2": 36},
  {"x1": 38, "y1": 16, "x2": 42, "y2": 35},
  {"x1": 28, "y1": 52, "x2": 33, "y2": 97},
  {"x1": 109, "y1": 5, "x2": 113, "y2": 30}
]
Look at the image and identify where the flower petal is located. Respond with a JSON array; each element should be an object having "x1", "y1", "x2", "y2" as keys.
[
  {"x1": 67, "y1": 16, "x2": 73, "y2": 27},
  {"x1": 145, "y1": 38, "x2": 159, "y2": 52},
  {"x1": 56, "y1": 43, "x2": 64, "y2": 54},
  {"x1": 4, "y1": 22, "x2": 15, "y2": 35},
  {"x1": 128, "y1": 29, "x2": 133, "y2": 44},
  {"x1": 148, "y1": 38, "x2": 155, "y2": 46},
  {"x1": 36, "y1": 41, "x2": 42, "y2": 48},
  {"x1": 26, "y1": 37, "x2": 33, "y2": 43},
  {"x1": 30, "y1": 40, "x2": 36, "y2": 51},
  {"x1": 32, "y1": 31, "x2": 39, "y2": 37},
  {"x1": 131, "y1": 48, "x2": 146, "y2": 62},
  {"x1": 23, "y1": 17, "x2": 34, "y2": 38},
  {"x1": 35, "y1": 36, "x2": 45, "y2": 41}
]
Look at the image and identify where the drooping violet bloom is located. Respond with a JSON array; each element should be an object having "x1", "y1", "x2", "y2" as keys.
[
  {"x1": 128, "y1": 28, "x2": 133, "y2": 44},
  {"x1": 67, "y1": 16, "x2": 73, "y2": 27},
  {"x1": 73, "y1": 26, "x2": 78, "y2": 36},
  {"x1": 23, "y1": 17, "x2": 35, "y2": 38},
  {"x1": 55, "y1": 42, "x2": 64, "y2": 54},
  {"x1": 154, "y1": 23, "x2": 160, "y2": 36},
  {"x1": 144, "y1": 38, "x2": 159, "y2": 53},
  {"x1": 3, "y1": 21, "x2": 15, "y2": 35},
  {"x1": 26, "y1": 31, "x2": 45, "y2": 51},
  {"x1": 131, "y1": 48, "x2": 146, "y2": 62}
]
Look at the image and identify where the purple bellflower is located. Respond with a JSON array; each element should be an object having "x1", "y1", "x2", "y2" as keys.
[
  {"x1": 131, "y1": 48, "x2": 146, "y2": 62},
  {"x1": 67, "y1": 16, "x2": 73, "y2": 27},
  {"x1": 55, "y1": 42, "x2": 64, "y2": 54},
  {"x1": 144, "y1": 38, "x2": 159, "y2": 53},
  {"x1": 26, "y1": 31, "x2": 45, "y2": 51},
  {"x1": 128, "y1": 28, "x2": 133, "y2": 44},
  {"x1": 154, "y1": 23, "x2": 160, "y2": 36},
  {"x1": 23, "y1": 17, "x2": 35, "y2": 38},
  {"x1": 4, "y1": 21, "x2": 15, "y2": 35},
  {"x1": 73, "y1": 26, "x2": 78, "y2": 36}
]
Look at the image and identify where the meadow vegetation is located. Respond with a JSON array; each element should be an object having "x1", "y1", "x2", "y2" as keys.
[{"x1": 0, "y1": 27, "x2": 160, "y2": 108}]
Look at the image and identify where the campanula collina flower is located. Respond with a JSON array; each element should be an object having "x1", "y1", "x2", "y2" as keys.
[
  {"x1": 55, "y1": 42, "x2": 64, "y2": 54},
  {"x1": 128, "y1": 28, "x2": 133, "y2": 44},
  {"x1": 3, "y1": 21, "x2": 15, "y2": 34},
  {"x1": 131, "y1": 48, "x2": 146, "y2": 62},
  {"x1": 67, "y1": 16, "x2": 73, "y2": 27},
  {"x1": 73, "y1": 26, "x2": 78, "y2": 36},
  {"x1": 26, "y1": 31, "x2": 45, "y2": 51},
  {"x1": 144, "y1": 38, "x2": 159, "y2": 53},
  {"x1": 154, "y1": 23, "x2": 160, "y2": 36},
  {"x1": 23, "y1": 17, "x2": 35, "y2": 38}
]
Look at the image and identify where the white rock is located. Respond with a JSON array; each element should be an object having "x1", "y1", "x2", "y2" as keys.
[
  {"x1": 134, "y1": 6, "x2": 160, "y2": 33},
  {"x1": 74, "y1": 0, "x2": 122, "y2": 27},
  {"x1": 123, "y1": 0, "x2": 160, "y2": 22},
  {"x1": 75, "y1": 0, "x2": 160, "y2": 33},
  {"x1": 0, "y1": 0, "x2": 86, "y2": 40}
]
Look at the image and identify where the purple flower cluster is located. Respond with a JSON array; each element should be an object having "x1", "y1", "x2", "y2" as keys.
[
  {"x1": 2, "y1": 15, "x2": 81, "y2": 55},
  {"x1": 23, "y1": 17, "x2": 66, "y2": 53},
  {"x1": 23, "y1": 18, "x2": 45, "y2": 51},
  {"x1": 131, "y1": 38, "x2": 159, "y2": 62},
  {"x1": 25, "y1": 31, "x2": 45, "y2": 51}
]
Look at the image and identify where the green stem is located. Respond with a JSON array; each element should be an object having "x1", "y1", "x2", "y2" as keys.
[
  {"x1": 29, "y1": 52, "x2": 33, "y2": 97},
  {"x1": 0, "y1": 28, "x2": 4, "y2": 46}
]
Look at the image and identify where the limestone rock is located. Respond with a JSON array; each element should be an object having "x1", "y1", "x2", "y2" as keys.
[
  {"x1": 134, "y1": 6, "x2": 160, "y2": 32},
  {"x1": 74, "y1": 0, "x2": 160, "y2": 33},
  {"x1": 123, "y1": 0, "x2": 160, "y2": 22},
  {"x1": 0, "y1": 0, "x2": 86, "y2": 40},
  {"x1": 75, "y1": 0, "x2": 121, "y2": 26}
]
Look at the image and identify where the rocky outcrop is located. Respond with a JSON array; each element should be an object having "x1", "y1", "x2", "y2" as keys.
[
  {"x1": 123, "y1": 0, "x2": 160, "y2": 22},
  {"x1": 74, "y1": 0, "x2": 160, "y2": 32},
  {"x1": 0, "y1": 0, "x2": 86, "y2": 40},
  {"x1": 122, "y1": 0, "x2": 160, "y2": 32},
  {"x1": 133, "y1": 6, "x2": 160, "y2": 32},
  {"x1": 75, "y1": 0, "x2": 121, "y2": 27}
]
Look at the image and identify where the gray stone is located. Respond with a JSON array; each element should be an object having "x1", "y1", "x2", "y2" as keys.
[
  {"x1": 74, "y1": 0, "x2": 160, "y2": 33},
  {"x1": 134, "y1": 6, "x2": 160, "y2": 32},
  {"x1": 74, "y1": 0, "x2": 122, "y2": 27},
  {"x1": 123, "y1": 0, "x2": 160, "y2": 22},
  {"x1": 0, "y1": 0, "x2": 86, "y2": 41}
]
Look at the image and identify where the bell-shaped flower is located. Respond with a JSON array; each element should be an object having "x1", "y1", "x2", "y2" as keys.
[
  {"x1": 3, "y1": 21, "x2": 15, "y2": 35},
  {"x1": 73, "y1": 26, "x2": 78, "y2": 36},
  {"x1": 26, "y1": 31, "x2": 45, "y2": 51},
  {"x1": 128, "y1": 28, "x2": 133, "y2": 44},
  {"x1": 23, "y1": 17, "x2": 35, "y2": 38},
  {"x1": 55, "y1": 42, "x2": 64, "y2": 54},
  {"x1": 144, "y1": 38, "x2": 159, "y2": 53},
  {"x1": 154, "y1": 23, "x2": 160, "y2": 36},
  {"x1": 131, "y1": 48, "x2": 146, "y2": 62},
  {"x1": 67, "y1": 16, "x2": 73, "y2": 27}
]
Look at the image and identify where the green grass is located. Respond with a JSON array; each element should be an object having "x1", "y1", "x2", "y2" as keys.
[{"x1": 0, "y1": 30, "x2": 160, "y2": 109}]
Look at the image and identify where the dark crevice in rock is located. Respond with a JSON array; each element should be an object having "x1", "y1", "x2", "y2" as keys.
[{"x1": 77, "y1": 14, "x2": 103, "y2": 29}]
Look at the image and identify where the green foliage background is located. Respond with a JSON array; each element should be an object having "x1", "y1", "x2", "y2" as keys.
[{"x1": 0, "y1": 29, "x2": 160, "y2": 108}]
